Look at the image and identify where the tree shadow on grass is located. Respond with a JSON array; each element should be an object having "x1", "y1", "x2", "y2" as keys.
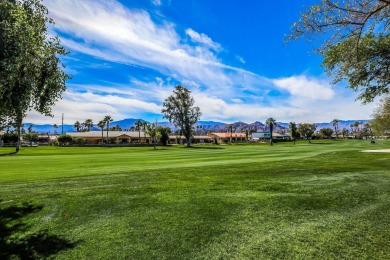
[
  {"x1": 0, "y1": 151, "x2": 18, "y2": 157},
  {"x1": 0, "y1": 201, "x2": 78, "y2": 259},
  {"x1": 180, "y1": 146, "x2": 225, "y2": 149}
]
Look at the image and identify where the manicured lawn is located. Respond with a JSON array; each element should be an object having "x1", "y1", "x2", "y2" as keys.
[{"x1": 1, "y1": 140, "x2": 389, "y2": 259}]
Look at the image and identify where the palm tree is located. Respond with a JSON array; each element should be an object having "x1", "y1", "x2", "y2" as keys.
[
  {"x1": 332, "y1": 119, "x2": 340, "y2": 138},
  {"x1": 53, "y1": 124, "x2": 58, "y2": 136},
  {"x1": 104, "y1": 115, "x2": 113, "y2": 143},
  {"x1": 74, "y1": 121, "x2": 81, "y2": 132},
  {"x1": 289, "y1": 122, "x2": 297, "y2": 145},
  {"x1": 84, "y1": 119, "x2": 94, "y2": 132},
  {"x1": 97, "y1": 120, "x2": 106, "y2": 144},
  {"x1": 227, "y1": 124, "x2": 233, "y2": 143},
  {"x1": 135, "y1": 119, "x2": 143, "y2": 143},
  {"x1": 142, "y1": 121, "x2": 148, "y2": 143},
  {"x1": 266, "y1": 118, "x2": 276, "y2": 146}
]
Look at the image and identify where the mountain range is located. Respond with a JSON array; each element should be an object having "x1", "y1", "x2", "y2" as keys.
[{"x1": 19, "y1": 119, "x2": 370, "y2": 134}]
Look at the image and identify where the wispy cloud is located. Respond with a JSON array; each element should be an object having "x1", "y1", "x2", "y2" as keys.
[
  {"x1": 185, "y1": 28, "x2": 221, "y2": 51},
  {"x1": 236, "y1": 55, "x2": 246, "y2": 64},
  {"x1": 28, "y1": 0, "x2": 375, "y2": 125},
  {"x1": 152, "y1": 0, "x2": 161, "y2": 6}
]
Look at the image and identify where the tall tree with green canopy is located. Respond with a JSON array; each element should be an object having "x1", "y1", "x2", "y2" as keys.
[
  {"x1": 297, "y1": 123, "x2": 317, "y2": 143},
  {"x1": 266, "y1": 118, "x2": 276, "y2": 146},
  {"x1": 0, "y1": 0, "x2": 70, "y2": 152},
  {"x1": 289, "y1": 122, "x2": 297, "y2": 145},
  {"x1": 162, "y1": 85, "x2": 202, "y2": 147},
  {"x1": 289, "y1": 0, "x2": 390, "y2": 103},
  {"x1": 320, "y1": 127, "x2": 334, "y2": 139}
]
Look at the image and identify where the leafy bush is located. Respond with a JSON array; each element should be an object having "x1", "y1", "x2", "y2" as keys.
[
  {"x1": 74, "y1": 137, "x2": 86, "y2": 145},
  {"x1": 2, "y1": 131, "x2": 18, "y2": 143},
  {"x1": 57, "y1": 134, "x2": 73, "y2": 145}
]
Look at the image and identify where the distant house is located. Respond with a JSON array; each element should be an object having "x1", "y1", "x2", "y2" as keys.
[
  {"x1": 208, "y1": 132, "x2": 247, "y2": 144},
  {"x1": 67, "y1": 131, "x2": 150, "y2": 144},
  {"x1": 37, "y1": 134, "x2": 57, "y2": 144},
  {"x1": 252, "y1": 132, "x2": 271, "y2": 140},
  {"x1": 252, "y1": 132, "x2": 290, "y2": 141}
]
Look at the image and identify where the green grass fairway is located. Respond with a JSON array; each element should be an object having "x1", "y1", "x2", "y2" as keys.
[{"x1": 1, "y1": 140, "x2": 390, "y2": 259}]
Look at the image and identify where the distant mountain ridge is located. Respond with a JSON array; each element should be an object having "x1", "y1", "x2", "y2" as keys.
[{"x1": 20, "y1": 119, "x2": 369, "y2": 134}]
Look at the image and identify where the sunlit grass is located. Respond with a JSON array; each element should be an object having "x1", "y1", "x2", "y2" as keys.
[{"x1": 1, "y1": 139, "x2": 389, "y2": 258}]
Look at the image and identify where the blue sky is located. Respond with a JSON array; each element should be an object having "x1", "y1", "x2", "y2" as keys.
[{"x1": 27, "y1": 0, "x2": 377, "y2": 125}]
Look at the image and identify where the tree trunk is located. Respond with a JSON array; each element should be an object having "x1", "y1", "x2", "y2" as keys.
[
  {"x1": 106, "y1": 123, "x2": 109, "y2": 144},
  {"x1": 16, "y1": 125, "x2": 21, "y2": 153}
]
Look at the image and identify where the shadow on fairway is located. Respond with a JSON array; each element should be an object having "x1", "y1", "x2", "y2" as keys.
[
  {"x1": 181, "y1": 146, "x2": 225, "y2": 149},
  {"x1": 0, "y1": 201, "x2": 78, "y2": 259},
  {"x1": 0, "y1": 151, "x2": 18, "y2": 157}
]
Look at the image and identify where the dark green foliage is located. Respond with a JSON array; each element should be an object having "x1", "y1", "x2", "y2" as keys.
[
  {"x1": 1, "y1": 131, "x2": 18, "y2": 143},
  {"x1": 320, "y1": 127, "x2": 334, "y2": 139},
  {"x1": 110, "y1": 125, "x2": 122, "y2": 131},
  {"x1": 162, "y1": 86, "x2": 201, "y2": 147},
  {"x1": 323, "y1": 34, "x2": 390, "y2": 103},
  {"x1": 158, "y1": 126, "x2": 171, "y2": 146},
  {"x1": 74, "y1": 137, "x2": 86, "y2": 145},
  {"x1": 266, "y1": 118, "x2": 276, "y2": 146},
  {"x1": 289, "y1": 122, "x2": 298, "y2": 144},
  {"x1": 0, "y1": 0, "x2": 70, "y2": 152},
  {"x1": 297, "y1": 123, "x2": 317, "y2": 143},
  {"x1": 23, "y1": 132, "x2": 38, "y2": 144},
  {"x1": 57, "y1": 134, "x2": 72, "y2": 145}
]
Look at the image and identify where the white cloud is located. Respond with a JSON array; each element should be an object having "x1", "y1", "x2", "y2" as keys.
[
  {"x1": 272, "y1": 75, "x2": 334, "y2": 101},
  {"x1": 152, "y1": 0, "x2": 161, "y2": 6},
  {"x1": 27, "y1": 0, "x2": 377, "y2": 125},
  {"x1": 231, "y1": 98, "x2": 243, "y2": 104},
  {"x1": 44, "y1": 0, "x2": 244, "y2": 94},
  {"x1": 185, "y1": 28, "x2": 221, "y2": 51}
]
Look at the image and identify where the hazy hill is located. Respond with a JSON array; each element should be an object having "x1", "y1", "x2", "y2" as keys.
[{"x1": 20, "y1": 118, "x2": 369, "y2": 134}]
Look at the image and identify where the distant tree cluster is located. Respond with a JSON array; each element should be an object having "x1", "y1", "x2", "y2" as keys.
[{"x1": 74, "y1": 119, "x2": 94, "y2": 132}]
